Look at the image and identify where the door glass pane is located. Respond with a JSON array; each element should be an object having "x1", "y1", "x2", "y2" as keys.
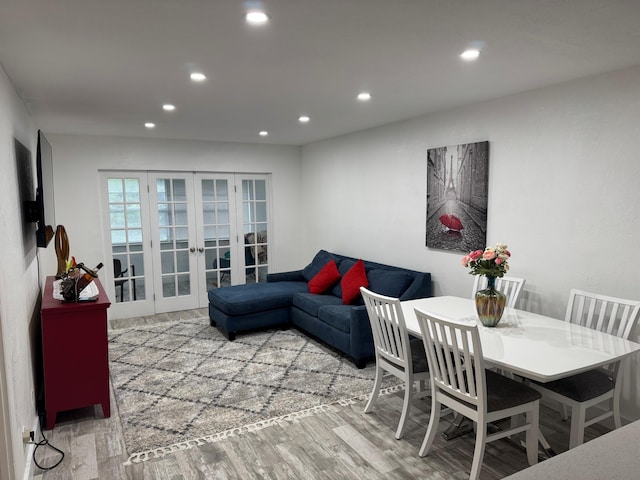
[
  {"x1": 255, "y1": 180, "x2": 266, "y2": 200},
  {"x1": 159, "y1": 228, "x2": 172, "y2": 249},
  {"x1": 108, "y1": 179, "x2": 123, "y2": 203},
  {"x1": 126, "y1": 204, "x2": 142, "y2": 227},
  {"x1": 202, "y1": 180, "x2": 214, "y2": 202},
  {"x1": 158, "y1": 204, "x2": 172, "y2": 226},
  {"x1": 175, "y1": 203, "x2": 188, "y2": 225},
  {"x1": 173, "y1": 179, "x2": 187, "y2": 202},
  {"x1": 128, "y1": 229, "x2": 143, "y2": 244},
  {"x1": 124, "y1": 179, "x2": 140, "y2": 202},
  {"x1": 176, "y1": 250, "x2": 189, "y2": 272},
  {"x1": 161, "y1": 251, "x2": 175, "y2": 274},
  {"x1": 157, "y1": 179, "x2": 170, "y2": 202},
  {"x1": 107, "y1": 177, "x2": 145, "y2": 303},
  {"x1": 177, "y1": 274, "x2": 190, "y2": 296},
  {"x1": 256, "y1": 202, "x2": 267, "y2": 222},
  {"x1": 162, "y1": 276, "x2": 175, "y2": 297},
  {"x1": 110, "y1": 204, "x2": 125, "y2": 228}
]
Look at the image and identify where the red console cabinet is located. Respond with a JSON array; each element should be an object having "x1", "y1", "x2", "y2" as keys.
[{"x1": 41, "y1": 276, "x2": 111, "y2": 429}]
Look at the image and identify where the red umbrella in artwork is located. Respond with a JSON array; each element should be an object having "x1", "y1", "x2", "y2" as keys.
[{"x1": 439, "y1": 214, "x2": 464, "y2": 231}]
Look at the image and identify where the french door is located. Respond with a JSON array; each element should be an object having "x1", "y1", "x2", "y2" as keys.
[{"x1": 100, "y1": 171, "x2": 270, "y2": 318}]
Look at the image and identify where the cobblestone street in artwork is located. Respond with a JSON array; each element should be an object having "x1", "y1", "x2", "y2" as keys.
[{"x1": 426, "y1": 198, "x2": 486, "y2": 253}]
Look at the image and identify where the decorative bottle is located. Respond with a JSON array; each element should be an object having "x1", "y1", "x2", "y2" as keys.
[{"x1": 75, "y1": 262, "x2": 104, "y2": 293}]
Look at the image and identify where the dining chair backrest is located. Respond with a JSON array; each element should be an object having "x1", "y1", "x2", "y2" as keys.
[
  {"x1": 472, "y1": 275, "x2": 526, "y2": 308},
  {"x1": 417, "y1": 311, "x2": 487, "y2": 414},
  {"x1": 361, "y1": 287, "x2": 430, "y2": 440},
  {"x1": 565, "y1": 289, "x2": 640, "y2": 340},
  {"x1": 361, "y1": 287, "x2": 412, "y2": 372}
]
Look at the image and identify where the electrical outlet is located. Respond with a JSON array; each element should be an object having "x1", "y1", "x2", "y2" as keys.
[{"x1": 22, "y1": 427, "x2": 34, "y2": 444}]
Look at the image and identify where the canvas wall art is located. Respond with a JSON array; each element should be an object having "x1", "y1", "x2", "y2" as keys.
[{"x1": 426, "y1": 141, "x2": 489, "y2": 253}]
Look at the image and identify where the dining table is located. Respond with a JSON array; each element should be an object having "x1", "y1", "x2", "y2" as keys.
[
  {"x1": 401, "y1": 296, "x2": 640, "y2": 383},
  {"x1": 399, "y1": 296, "x2": 640, "y2": 451}
]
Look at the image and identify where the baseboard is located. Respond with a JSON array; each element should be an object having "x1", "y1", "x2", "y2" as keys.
[{"x1": 22, "y1": 416, "x2": 39, "y2": 480}]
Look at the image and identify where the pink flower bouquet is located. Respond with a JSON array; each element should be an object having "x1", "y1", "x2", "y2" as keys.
[{"x1": 461, "y1": 243, "x2": 511, "y2": 277}]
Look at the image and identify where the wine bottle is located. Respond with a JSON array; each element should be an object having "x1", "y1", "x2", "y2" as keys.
[{"x1": 75, "y1": 262, "x2": 104, "y2": 294}]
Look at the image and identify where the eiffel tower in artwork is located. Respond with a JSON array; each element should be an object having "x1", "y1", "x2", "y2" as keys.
[{"x1": 445, "y1": 154, "x2": 457, "y2": 199}]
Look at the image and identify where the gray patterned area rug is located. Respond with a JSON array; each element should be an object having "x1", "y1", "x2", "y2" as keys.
[{"x1": 108, "y1": 316, "x2": 398, "y2": 462}]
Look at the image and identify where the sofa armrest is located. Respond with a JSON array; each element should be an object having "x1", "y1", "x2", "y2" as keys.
[
  {"x1": 267, "y1": 270, "x2": 305, "y2": 283},
  {"x1": 349, "y1": 306, "x2": 375, "y2": 361}
]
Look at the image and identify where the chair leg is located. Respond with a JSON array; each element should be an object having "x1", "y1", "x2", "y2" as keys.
[
  {"x1": 613, "y1": 387, "x2": 622, "y2": 429},
  {"x1": 525, "y1": 406, "x2": 540, "y2": 466},
  {"x1": 395, "y1": 377, "x2": 414, "y2": 439},
  {"x1": 418, "y1": 399, "x2": 441, "y2": 457},
  {"x1": 469, "y1": 423, "x2": 487, "y2": 480},
  {"x1": 364, "y1": 364, "x2": 383, "y2": 413},
  {"x1": 569, "y1": 402, "x2": 587, "y2": 449}
]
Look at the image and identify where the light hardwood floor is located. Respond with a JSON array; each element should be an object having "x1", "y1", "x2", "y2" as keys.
[{"x1": 31, "y1": 309, "x2": 610, "y2": 480}]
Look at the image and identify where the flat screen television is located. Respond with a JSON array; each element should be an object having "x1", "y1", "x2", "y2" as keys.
[
  {"x1": 34, "y1": 130, "x2": 55, "y2": 247},
  {"x1": 14, "y1": 137, "x2": 37, "y2": 255}
]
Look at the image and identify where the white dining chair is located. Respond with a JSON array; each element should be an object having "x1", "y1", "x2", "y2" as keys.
[
  {"x1": 472, "y1": 275, "x2": 526, "y2": 308},
  {"x1": 415, "y1": 309, "x2": 541, "y2": 480},
  {"x1": 360, "y1": 287, "x2": 430, "y2": 439},
  {"x1": 529, "y1": 289, "x2": 640, "y2": 449}
]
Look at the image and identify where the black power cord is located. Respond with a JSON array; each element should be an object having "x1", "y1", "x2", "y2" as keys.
[{"x1": 32, "y1": 414, "x2": 64, "y2": 471}]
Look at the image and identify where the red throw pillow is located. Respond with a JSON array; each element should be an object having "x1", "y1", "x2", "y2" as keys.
[
  {"x1": 340, "y1": 259, "x2": 369, "y2": 304},
  {"x1": 308, "y1": 260, "x2": 341, "y2": 294}
]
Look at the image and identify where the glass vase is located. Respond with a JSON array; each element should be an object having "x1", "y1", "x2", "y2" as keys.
[{"x1": 475, "y1": 276, "x2": 507, "y2": 327}]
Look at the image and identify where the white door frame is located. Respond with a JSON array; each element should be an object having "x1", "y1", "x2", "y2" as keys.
[{"x1": 99, "y1": 171, "x2": 271, "y2": 319}]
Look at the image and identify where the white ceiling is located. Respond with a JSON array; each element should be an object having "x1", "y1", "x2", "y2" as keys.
[{"x1": 1, "y1": 0, "x2": 640, "y2": 146}]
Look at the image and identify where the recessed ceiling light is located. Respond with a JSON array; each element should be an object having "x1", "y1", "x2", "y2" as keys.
[
  {"x1": 259, "y1": 131, "x2": 269, "y2": 137},
  {"x1": 162, "y1": 104, "x2": 176, "y2": 112},
  {"x1": 144, "y1": 122, "x2": 156, "y2": 129},
  {"x1": 298, "y1": 115, "x2": 310, "y2": 123},
  {"x1": 190, "y1": 72, "x2": 207, "y2": 82},
  {"x1": 245, "y1": 10, "x2": 270, "y2": 25},
  {"x1": 357, "y1": 92, "x2": 372, "y2": 101},
  {"x1": 460, "y1": 49, "x2": 480, "y2": 61}
]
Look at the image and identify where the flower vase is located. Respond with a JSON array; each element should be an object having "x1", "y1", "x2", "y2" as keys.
[{"x1": 475, "y1": 276, "x2": 506, "y2": 327}]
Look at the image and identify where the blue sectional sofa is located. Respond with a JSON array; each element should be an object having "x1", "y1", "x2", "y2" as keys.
[{"x1": 208, "y1": 250, "x2": 431, "y2": 367}]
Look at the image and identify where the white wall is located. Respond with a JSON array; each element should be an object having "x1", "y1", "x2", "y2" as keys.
[
  {"x1": 37, "y1": 134, "x2": 306, "y2": 291},
  {"x1": 302, "y1": 65, "x2": 640, "y2": 419},
  {"x1": 0, "y1": 65, "x2": 40, "y2": 480}
]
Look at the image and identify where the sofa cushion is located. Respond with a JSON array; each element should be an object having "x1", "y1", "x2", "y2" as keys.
[
  {"x1": 367, "y1": 269, "x2": 414, "y2": 298},
  {"x1": 302, "y1": 250, "x2": 338, "y2": 281},
  {"x1": 292, "y1": 292, "x2": 343, "y2": 317},
  {"x1": 208, "y1": 282, "x2": 308, "y2": 316},
  {"x1": 341, "y1": 259, "x2": 369, "y2": 305},
  {"x1": 331, "y1": 259, "x2": 356, "y2": 298},
  {"x1": 308, "y1": 260, "x2": 341, "y2": 294},
  {"x1": 317, "y1": 305, "x2": 353, "y2": 334}
]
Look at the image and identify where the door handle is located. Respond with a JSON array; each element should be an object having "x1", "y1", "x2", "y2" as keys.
[
  {"x1": 189, "y1": 247, "x2": 196, "y2": 253},
  {"x1": 198, "y1": 247, "x2": 204, "y2": 253}
]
